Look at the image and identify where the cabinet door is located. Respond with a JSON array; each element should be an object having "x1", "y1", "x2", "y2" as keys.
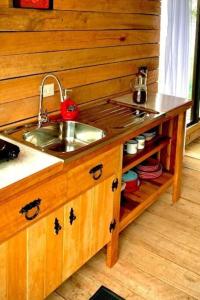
[
  {"x1": 27, "y1": 207, "x2": 64, "y2": 299},
  {"x1": 0, "y1": 230, "x2": 27, "y2": 300},
  {"x1": 0, "y1": 207, "x2": 64, "y2": 300},
  {"x1": 62, "y1": 175, "x2": 116, "y2": 280}
]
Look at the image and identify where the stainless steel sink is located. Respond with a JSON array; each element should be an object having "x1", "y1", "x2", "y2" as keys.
[{"x1": 23, "y1": 121, "x2": 106, "y2": 153}]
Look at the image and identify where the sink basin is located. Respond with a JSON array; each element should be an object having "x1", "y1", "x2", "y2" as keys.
[{"x1": 23, "y1": 121, "x2": 106, "y2": 153}]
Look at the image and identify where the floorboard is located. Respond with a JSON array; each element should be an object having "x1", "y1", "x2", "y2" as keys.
[{"x1": 46, "y1": 138, "x2": 200, "y2": 300}]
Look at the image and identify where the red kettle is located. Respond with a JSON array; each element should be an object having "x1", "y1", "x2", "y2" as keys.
[{"x1": 60, "y1": 89, "x2": 79, "y2": 121}]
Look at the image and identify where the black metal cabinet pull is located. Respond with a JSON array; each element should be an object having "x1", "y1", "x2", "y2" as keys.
[
  {"x1": 19, "y1": 199, "x2": 41, "y2": 221},
  {"x1": 109, "y1": 219, "x2": 116, "y2": 233},
  {"x1": 112, "y1": 178, "x2": 119, "y2": 192},
  {"x1": 69, "y1": 208, "x2": 76, "y2": 225},
  {"x1": 89, "y1": 164, "x2": 103, "y2": 180},
  {"x1": 54, "y1": 218, "x2": 62, "y2": 235}
]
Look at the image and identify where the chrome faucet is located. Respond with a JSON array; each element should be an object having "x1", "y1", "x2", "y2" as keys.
[{"x1": 38, "y1": 74, "x2": 65, "y2": 128}]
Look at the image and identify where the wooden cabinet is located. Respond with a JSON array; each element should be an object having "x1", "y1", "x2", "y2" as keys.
[
  {"x1": 0, "y1": 173, "x2": 67, "y2": 244},
  {"x1": 67, "y1": 145, "x2": 121, "y2": 199},
  {"x1": 0, "y1": 146, "x2": 122, "y2": 300},
  {"x1": 62, "y1": 175, "x2": 116, "y2": 280},
  {"x1": 27, "y1": 207, "x2": 64, "y2": 299},
  {"x1": 0, "y1": 175, "x2": 118, "y2": 300},
  {"x1": 0, "y1": 207, "x2": 64, "y2": 300}
]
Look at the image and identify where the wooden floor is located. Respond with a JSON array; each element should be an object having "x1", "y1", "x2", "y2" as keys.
[{"x1": 47, "y1": 138, "x2": 200, "y2": 300}]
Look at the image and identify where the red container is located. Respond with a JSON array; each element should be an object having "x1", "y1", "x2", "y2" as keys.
[
  {"x1": 125, "y1": 178, "x2": 140, "y2": 193},
  {"x1": 14, "y1": 0, "x2": 51, "y2": 9}
]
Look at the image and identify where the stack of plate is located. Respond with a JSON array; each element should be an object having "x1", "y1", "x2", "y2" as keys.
[
  {"x1": 142, "y1": 130, "x2": 156, "y2": 141},
  {"x1": 136, "y1": 158, "x2": 162, "y2": 179}
]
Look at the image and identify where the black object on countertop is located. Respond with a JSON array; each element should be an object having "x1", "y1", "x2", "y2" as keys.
[
  {"x1": 89, "y1": 286, "x2": 125, "y2": 300},
  {"x1": 0, "y1": 139, "x2": 20, "y2": 162}
]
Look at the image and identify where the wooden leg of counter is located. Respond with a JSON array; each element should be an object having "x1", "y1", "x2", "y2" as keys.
[
  {"x1": 172, "y1": 112, "x2": 186, "y2": 203},
  {"x1": 106, "y1": 233, "x2": 119, "y2": 268}
]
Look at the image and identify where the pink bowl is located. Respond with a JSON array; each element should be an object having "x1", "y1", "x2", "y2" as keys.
[
  {"x1": 137, "y1": 158, "x2": 160, "y2": 172},
  {"x1": 137, "y1": 164, "x2": 163, "y2": 180}
]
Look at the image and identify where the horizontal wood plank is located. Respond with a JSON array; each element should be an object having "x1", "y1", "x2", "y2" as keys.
[
  {"x1": 0, "y1": 8, "x2": 160, "y2": 31},
  {"x1": 0, "y1": 70, "x2": 158, "y2": 126},
  {"x1": 86, "y1": 252, "x2": 193, "y2": 300},
  {"x1": 0, "y1": 57, "x2": 159, "y2": 104},
  {"x1": 124, "y1": 221, "x2": 200, "y2": 275},
  {"x1": 54, "y1": 0, "x2": 160, "y2": 14},
  {"x1": 121, "y1": 238, "x2": 200, "y2": 299},
  {"x1": 0, "y1": 0, "x2": 10, "y2": 8},
  {"x1": 0, "y1": 30, "x2": 160, "y2": 56},
  {"x1": 0, "y1": 44, "x2": 159, "y2": 79}
]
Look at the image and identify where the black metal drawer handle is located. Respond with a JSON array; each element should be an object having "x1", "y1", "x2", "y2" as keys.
[
  {"x1": 89, "y1": 164, "x2": 103, "y2": 180},
  {"x1": 70, "y1": 208, "x2": 76, "y2": 225},
  {"x1": 19, "y1": 199, "x2": 41, "y2": 221},
  {"x1": 54, "y1": 218, "x2": 62, "y2": 235}
]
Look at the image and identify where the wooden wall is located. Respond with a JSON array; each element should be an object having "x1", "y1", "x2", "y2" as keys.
[{"x1": 0, "y1": 0, "x2": 161, "y2": 127}]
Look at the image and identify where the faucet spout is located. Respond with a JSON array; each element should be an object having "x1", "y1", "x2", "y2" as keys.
[{"x1": 38, "y1": 74, "x2": 65, "y2": 128}]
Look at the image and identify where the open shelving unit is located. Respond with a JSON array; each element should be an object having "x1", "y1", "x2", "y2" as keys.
[
  {"x1": 119, "y1": 171, "x2": 174, "y2": 232},
  {"x1": 123, "y1": 135, "x2": 170, "y2": 173},
  {"x1": 120, "y1": 133, "x2": 174, "y2": 232}
]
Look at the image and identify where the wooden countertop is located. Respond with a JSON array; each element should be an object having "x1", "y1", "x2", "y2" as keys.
[
  {"x1": 114, "y1": 93, "x2": 192, "y2": 114},
  {"x1": 0, "y1": 93, "x2": 192, "y2": 198},
  {"x1": 56, "y1": 93, "x2": 192, "y2": 168}
]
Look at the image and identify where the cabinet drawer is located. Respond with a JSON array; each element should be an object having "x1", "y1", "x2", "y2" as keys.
[
  {"x1": 0, "y1": 174, "x2": 67, "y2": 243},
  {"x1": 67, "y1": 146, "x2": 121, "y2": 199}
]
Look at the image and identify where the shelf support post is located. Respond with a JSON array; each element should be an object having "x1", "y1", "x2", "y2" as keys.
[{"x1": 172, "y1": 111, "x2": 186, "y2": 203}]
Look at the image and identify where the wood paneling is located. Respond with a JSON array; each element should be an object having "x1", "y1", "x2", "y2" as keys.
[
  {"x1": 0, "y1": 58, "x2": 159, "y2": 104},
  {"x1": 0, "y1": 8, "x2": 160, "y2": 31},
  {"x1": 54, "y1": 0, "x2": 160, "y2": 14},
  {"x1": 0, "y1": 0, "x2": 161, "y2": 127},
  {"x1": 0, "y1": 44, "x2": 159, "y2": 80},
  {"x1": 0, "y1": 0, "x2": 10, "y2": 8},
  {"x1": 0, "y1": 71, "x2": 158, "y2": 126},
  {"x1": 0, "y1": 30, "x2": 160, "y2": 55}
]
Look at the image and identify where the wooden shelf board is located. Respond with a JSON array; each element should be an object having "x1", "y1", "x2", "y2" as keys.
[
  {"x1": 123, "y1": 136, "x2": 170, "y2": 173},
  {"x1": 119, "y1": 171, "x2": 174, "y2": 232},
  {"x1": 124, "y1": 181, "x2": 158, "y2": 203}
]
